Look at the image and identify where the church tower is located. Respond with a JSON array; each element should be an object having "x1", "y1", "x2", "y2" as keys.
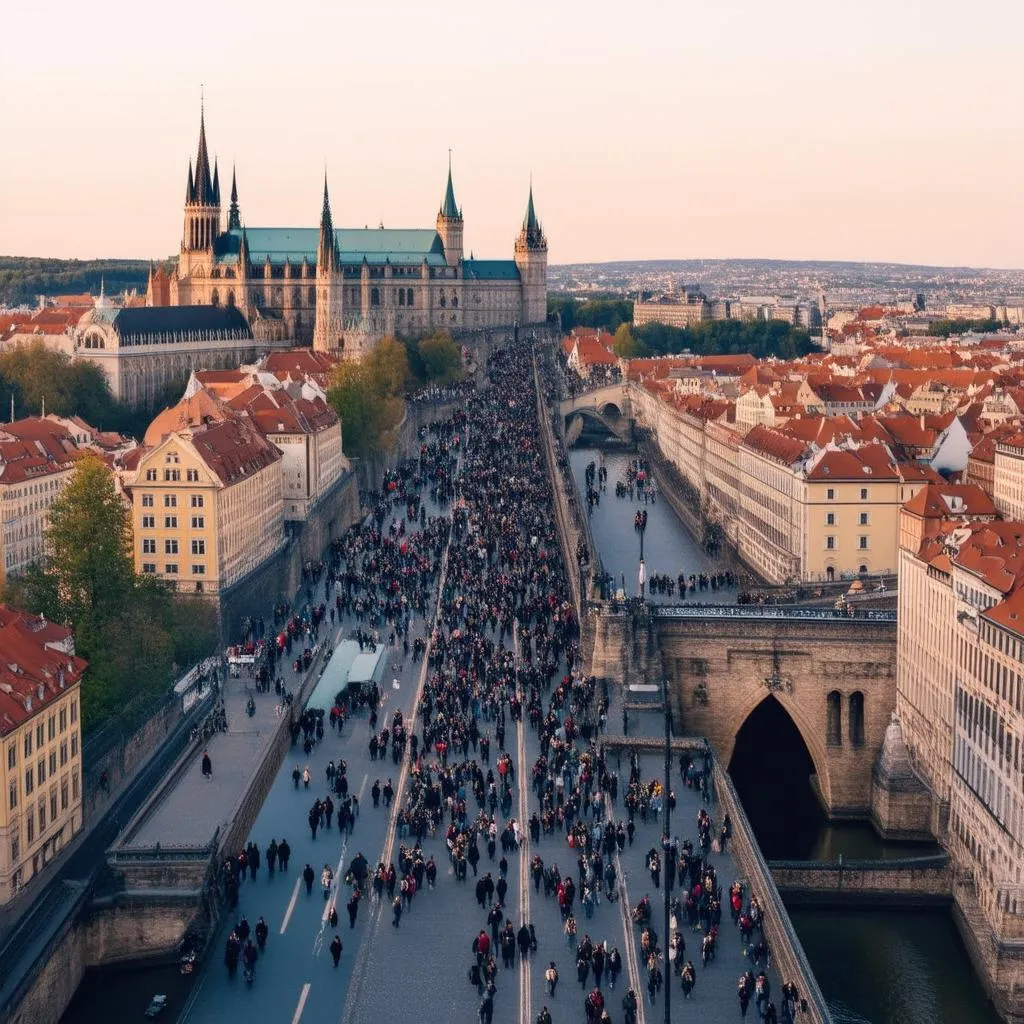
[
  {"x1": 436, "y1": 157, "x2": 463, "y2": 268},
  {"x1": 313, "y1": 176, "x2": 344, "y2": 354},
  {"x1": 514, "y1": 183, "x2": 548, "y2": 324},
  {"x1": 180, "y1": 102, "x2": 222, "y2": 282}
]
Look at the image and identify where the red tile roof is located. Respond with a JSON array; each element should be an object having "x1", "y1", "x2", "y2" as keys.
[{"x1": 741, "y1": 425, "x2": 808, "y2": 465}]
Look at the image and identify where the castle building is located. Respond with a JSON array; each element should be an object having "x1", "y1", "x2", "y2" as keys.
[{"x1": 169, "y1": 108, "x2": 548, "y2": 356}]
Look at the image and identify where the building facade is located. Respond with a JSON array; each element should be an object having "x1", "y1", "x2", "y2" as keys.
[
  {"x1": 0, "y1": 609, "x2": 85, "y2": 903},
  {"x1": 168, "y1": 110, "x2": 548, "y2": 355},
  {"x1": 130, "y1": 415, "x2": 284, "y2": 595}
]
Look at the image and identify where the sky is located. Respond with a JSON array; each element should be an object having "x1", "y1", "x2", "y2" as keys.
[{"x1": 2, "y1": 0, "x2": 1022, "y2": 268}]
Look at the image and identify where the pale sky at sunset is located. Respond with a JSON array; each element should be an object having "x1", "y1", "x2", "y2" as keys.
[{"x1": 2, "y1": 0, "x2": 1022, "y2": 268}]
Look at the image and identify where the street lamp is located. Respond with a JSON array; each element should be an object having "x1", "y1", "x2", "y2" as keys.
[
  {"x1": 628, "y1": 678, "x2": 672, "y2": 1024},
  {"x1": 635, "y1": 509, "x2": 648, "y2": 598}
]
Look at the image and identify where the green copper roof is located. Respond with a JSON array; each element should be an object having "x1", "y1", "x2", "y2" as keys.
[
  {"x1": 524, "y1": 185, "x2": 540, "y2": 234},
  {"x1": 216, "y1": 227, "x2": 447, "y2": 267},
  {"x1": 463, "y1": 259, "x2": 519, "y2": 281},
  {"x1": 441, "y1": 166, "x2": 460, "y2": 219}
]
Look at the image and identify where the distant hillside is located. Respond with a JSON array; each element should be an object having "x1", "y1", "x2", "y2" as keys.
[{"x1": 0, "y1": 257, "x2": 155, "y2": 306}]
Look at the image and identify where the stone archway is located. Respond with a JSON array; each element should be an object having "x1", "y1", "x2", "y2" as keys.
[{"x1": 600, "y1": 402, "x2": 622, "y2": 419}]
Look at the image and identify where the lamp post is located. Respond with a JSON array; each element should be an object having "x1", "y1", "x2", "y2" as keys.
[{"x1": 635, "y1": 509, "x2": 648, "y2": 598}]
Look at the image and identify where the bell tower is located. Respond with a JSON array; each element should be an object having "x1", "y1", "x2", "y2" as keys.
[
  {"x1": 180, "y1": 100, "x2": 222, "y2": 281},
  {"x1": 435, "y1": 154, "x2": 463, "y2": 268},
  {"x1": 313, "y1": 176, "x2": 344, "y2": 354},
  {"x1": 514, "y1": 182, "x2": 548, "y2": 325}
]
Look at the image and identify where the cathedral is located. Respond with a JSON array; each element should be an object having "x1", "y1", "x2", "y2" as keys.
[{"x1": 167, "y1": 107, "x2": 549, "y2": 357}]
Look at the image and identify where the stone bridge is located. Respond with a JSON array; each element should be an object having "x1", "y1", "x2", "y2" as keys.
[
  {"x1": 558, "y1": 385, "x2": 633, "y2": 445},
  {"x1": 588, "y1": 601, "x2": 898, "y2": 819}
]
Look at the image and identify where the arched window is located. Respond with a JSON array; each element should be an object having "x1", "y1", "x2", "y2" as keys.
[
  {"x1": 452, "y1": 293, "x2": 458, "y2": 308},
  {"x1": 407, "y1": 288, "x2": 414, "y2": 307},
  {"x1": 211, "y1": 267, "x2": 221, "y2": 279},
  {"x1": 210, "y1": 288, "x2": 219, "y2": 307},
  {"x1": 826, "y1": 691, "x2": 842, "y2": 746},
  {"x1": 858, "y1": 564, "x2": 868, "y2": 575},
  {"x1": 371, "y1": 287, "x2": 380, "y2": 307},
  {"x1": 226, "y1": 290, "x2": 235, "y2": 307},
  {"x1": 826, "y1": 566, "x2": 835, "y2": 582},
  {"x1": 398, "y1": 289, "x2": 405, "y2": 307},
  {"x1": 292, "y1": 287, "x2": 302, "y2": 305},
  {"x1": 308, "y1": 286, "x2": 316, "y2": 304},
  {"x1": 440, "y1": 293, "x2": 446, "y2": 308},
  {"x1": 848, "y1": 692, "x2": 865, "y2": 747}
]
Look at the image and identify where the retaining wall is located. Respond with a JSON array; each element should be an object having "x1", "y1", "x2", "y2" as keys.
[{"x1": 769, "y1": 855, "x2": 952, "y2": 906}]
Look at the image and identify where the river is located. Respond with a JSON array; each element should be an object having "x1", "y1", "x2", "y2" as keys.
[{"x1": 569, "y1": 441, "x2": 1001, "y2": 1024}]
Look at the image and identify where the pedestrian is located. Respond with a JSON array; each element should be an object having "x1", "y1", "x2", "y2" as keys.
[
  {"x1": 303, "y1": 863, "x2": 315, "y2": 895},
  {"x1": 279, "y1": 839, "x2": 291, "y2": 872},
  {"x1": 391, "y1": 894, "x2": 403, "y2": 928},
  {"x1": 329, "y1": 906, "x2": 338, "y2": 929},
  {"x1": 545, "y1": 961, "x2": 559, "y2": 996},
  {"x1": 201, "y1": 751, "x2": 212, "y2": 778},
  {"x1": 329, "y1": 935, "x2": 342, "y2": 968},
  {"x1": 347, "y1": 891, "x2": 360, "y2": 928}
]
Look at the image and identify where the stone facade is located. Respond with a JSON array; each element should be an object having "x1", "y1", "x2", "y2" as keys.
[{"x1": 169, "y1": 109, "x2": 548, "y2": 356}]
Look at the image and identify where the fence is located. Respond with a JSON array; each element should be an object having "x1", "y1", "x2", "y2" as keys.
[{"x1": 653, "y1": 604, "x2": 896, "y2": 622}]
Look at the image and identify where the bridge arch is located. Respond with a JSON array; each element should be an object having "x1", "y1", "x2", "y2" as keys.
[{"x1": 599, "y1": 402, "x2": 622, "y2": 419}]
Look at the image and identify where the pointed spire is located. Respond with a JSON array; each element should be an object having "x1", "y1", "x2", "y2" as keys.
[
  {"x1": 186, "y1": 160, "x2": 195, "y2": 203},
  {"x1": 318, "y1": 175, "x2": 337, "y2": 270},
  {"x1": 193, "y1": 99, "x2": 215, "y2": 204},
  {"x1": 521, "y1": 180, "x2": 546, "y2": 248},
  {"x1": 441, "y1": 151, "x2": 460, "y2": 220},
  {"x1": 228, "y1": 166, "x2": 241, "y2": 231},
  {"x1": 212, "y1": 160, "x2": 221, "y2": 205}
]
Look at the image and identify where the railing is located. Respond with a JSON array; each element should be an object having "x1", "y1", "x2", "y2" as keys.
[
  {"x1": 108, "y1": 842, "x2": 216, "y2": 863},
  {"x1": 653, "y1": 604, "x2": 896, "y2": 622},
  {"x1": 769, "y1": 854, "x2": 947, "y2": 872}
]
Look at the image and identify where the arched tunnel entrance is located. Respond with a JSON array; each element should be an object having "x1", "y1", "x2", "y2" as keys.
[
  {"x1": 727, "y1": 695, "x2": 825, "y2": 860},
  {"x1": 600, "y1": 402, "x2": 621, "y2": 419}
]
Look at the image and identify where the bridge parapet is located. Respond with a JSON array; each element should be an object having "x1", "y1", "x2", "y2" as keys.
[
  {"x1": 769, "y1": 854, "x2": 952, "y2": 906},
  {"x1": 653, "y1": 603, "x2": 896, "y2": 623}
]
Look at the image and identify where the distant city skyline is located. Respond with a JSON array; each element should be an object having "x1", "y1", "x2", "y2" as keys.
[{"x1": 2, "y1": 0, "x2": 1022, "y2": 268}]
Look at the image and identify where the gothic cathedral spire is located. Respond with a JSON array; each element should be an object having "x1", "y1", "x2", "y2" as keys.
[
  {"x1": 313, "y1": 174, "x2": 343, "y2": 354},
  {"x1": 317, "y1": 174, "x2": 337, "y2": 271},
  {"x1": 228, "y1": 166, "x2": 241, "y2": 231},
  {"x1": 436, "y1": 153, "x2": 463, "y2": 267}
]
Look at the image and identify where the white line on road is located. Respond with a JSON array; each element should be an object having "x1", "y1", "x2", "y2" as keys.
[
  {"x1": 280, "y1": 876, "x2": 302, "y2": 935},
  {"x1": 615, "y1": 850, "x2": 647, "y2": 1024},
  {"x1": 291, "y1": 982, "x2": 311, "y2": 1024}
]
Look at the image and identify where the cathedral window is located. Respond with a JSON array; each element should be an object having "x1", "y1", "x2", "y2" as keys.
[
  {"x1": 227, "y1": 290, "x2": 235, "y2": 308},
  {"x1": 398, "y1": 290, "x2": 405, "y2": 307},
  {"x1": 211, "y1": 289, "x2": 219, "y2": 307},
  {"x1": 439, "y1": 294, "x2": 446, "y2": 308},
  {"x1": 371, "y1": 288, "x2": 380, "y2": 308},
  {"x1": 308, "y1": 287, "x2": 316, "y2": 304},
  {"x1": 452, "y1": 293, "x2": 458, "y2": 308},
  {"x1": 407, "y1": 289, "x2": 414, "y2": 307}
]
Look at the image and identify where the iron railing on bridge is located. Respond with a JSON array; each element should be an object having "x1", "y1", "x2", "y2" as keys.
[{"x1": 652, "y1": 604, "x2": 896, "y2": 622}]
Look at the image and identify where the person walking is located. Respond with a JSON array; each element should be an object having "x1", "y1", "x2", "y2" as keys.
[
  {"x1": 544, "y1": 961, "x2": 559, "y2": 997},
  {"x1": 303, "y1": 864, "x2": 315, "y2": 895},
  {"x1": 201, "y1": 751, "x2": 212, "y2": 778},
  {"x1": 391, "y1": 894, "x2": 403, "y2": 927},
  {"x1": 329, "y1": 935, "x2": 343, "y2": 968},
  {"x1": 347, "y1": 891, "x2": 360, "y2": 928},
  {"x1": 278, "y1": 839, "x2": 291, "y2": 872}
]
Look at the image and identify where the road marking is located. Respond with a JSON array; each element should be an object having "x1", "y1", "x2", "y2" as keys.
[
  {"x1": 280, "y1": 877, "x2": 301, "y2": 935},
  {"x1": 291, "y1": 982, "x2": 311, "y2": 1024}
]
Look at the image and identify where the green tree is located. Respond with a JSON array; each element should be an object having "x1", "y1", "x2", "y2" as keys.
[
  {"x1": 365, "y1": 337, "x2": 410, "y2": 398},
  {"x1": 417, "y1": 332, "x2": 464, "y2": 384},
  {"x1": 612, "y1": 323, "x2": 641, "y2": 358},
  {"x1": 327, "y1": 362, "x2": 381, "y2": 458}
]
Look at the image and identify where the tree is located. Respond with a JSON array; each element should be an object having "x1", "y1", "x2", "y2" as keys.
[
  {"x1": 365, "y1": 337, "x2": 410, "y2": 398},
  {"x1": 418, "y1": 332, "x2": 464, "y2": 384},
  {"x1": 327, "y1": 361, "x2": 381, "y2": 458},
  {"x1": 612, "y1": 324, "x2": 641, "y2": 358}
]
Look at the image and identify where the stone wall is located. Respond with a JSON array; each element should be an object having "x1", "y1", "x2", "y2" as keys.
[
  {"x1": 655, "y1": 613, "x2": 897, "y2": 817},
  {"x1": 769, "y1": 855, "x2": 952, "y2": 906}
]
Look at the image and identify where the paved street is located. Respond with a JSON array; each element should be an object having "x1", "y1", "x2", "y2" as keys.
[{"x1": 181, "y1": 364, "x2": 786, "y2": 1024}]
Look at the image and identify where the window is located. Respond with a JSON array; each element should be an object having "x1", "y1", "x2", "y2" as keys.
[
  {"x1": 37, "y1": 759, "x2": 45, "y2": 785},
  {"x1": 49, "y1": 789, "x2": 57, "y2": 822},
  {"x1": 164, "y1": 516, "x2": 177, "y2": 529},
  {"x1": 826, "y1": 488, "x2": 835, "y2": 500},
  {"x1": 24, "y1": 734, "x2": 31, "y2": 757},
  {"x1": 860, "y1": 488, "x2": 868, "y2": 500},
  {"x1": 145, "y1": 469, "x2": 157, "y2": 482},
  {"x1": 165, "y1": 564, "x2": 179, "y2": 575},
  {"x1": 48, "y1": 751, "x2": 56, "y2": 775},
  {"x1": 48, "y1": 716, "x2": 55, "y2": 741},
  {"x1": 72, "y1": 768, "x2": 79, "y2": 801},
  {"x1": 826, "y1": 536, "x2": 836, "y2": 550},
  {"x1": 164, "y1": 539, "x2": 179, "y2": 555},
  {"x1": 163, "y1": 469, "x2": 180, "y2": 482},
  {"x1": 142, "y1": 563, "x2": 156, "y2": 574},
  {"x1": 142, "y1": 539, "x2": 156, "y2": 554},
  {"x1": 849, "y1": 692, "x2": 866, "y2": 746},
  {"x1": 61, "y1": 777, "x2": 68, "y2": 811},
  {"x1": 191, "y1": 539, "x2": 205, "y2": 555},
  {"x1": 859, "y1": 512, "x2": 869, "y2": 525},
  {"x1": 38, "y1": 798, "x2": 45, "y2": 831},
  {"x1": 163, "y1": 495, "x2": 177, "y2": 508},
  {"x1": 36, "y1": 724, "x2": 43, "y2": 748},
  {"x1": 165, "y1": 452, "x2": 179, "y2": 464},
  {"x1": 11, "y1": 835, "x2": 19, "y2": 863},
  {"x1": 827, "y1": 691, "x2": 843, "y2": 746},
  {"x1": 191, "y1": 516, "x2": 205, "y2": 529},
  {"x1": 71, "y1": 733, "x2": 78, "y2": 758},
  {"x1": 25, "y1": 769, "x2": 33, "y2": 795},
  {"x1": 186, "y1": 469, "x2": 199, "y2": 482},
  {"x1": 141, "y1": 494, "x2": 154, "y2": 507},
  {"x1": 26, "y1": 809, "x2": 34, "y2": 844},
  {"x1": 60, "y1": 741, "x2": 67, "y2": 767},
  {"x1": 9, "y1": 781, "x2": 17, "y2": 810},
  {"x1": 859, "y1": 536, "x2": 869, "y2": 550},
  {"x1": 59, "y1": 708, "x2": 66, "y2": 732},
  {"x1": 7, "y1": 745, "x2": 15, "y2": 770},
  {"x1": 192, "y1": 564, "x2": 206, "y2": 576},
  {"x1": 142, "y1": 515, "x2": 155, "y2": 529},
  {"x1": 71, "y1": 701, "x2": 77, "y2": 725},
  {"x1": 191, "y1": 494, "x2": 204, "y2": 508},
  {"x1": 371, "y1": 287, "x2": 380, "y2": 307},
  {"x1": 826, "y1": 513, "x2": 835, "y2": 526}
]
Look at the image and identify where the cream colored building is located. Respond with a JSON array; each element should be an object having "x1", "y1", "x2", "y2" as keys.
[
  {"x1": 993, "y1": 437, "x2": 1024, "y2": 520},
  {"x1": 130, "y1": 415, "x2": 284, "y2": 595},
  {"x1": 633, "y1": 298, "x2": 709, "y2": 329},
  {"x1": 897, "y1": 513, "x2": 1024, "y2": 972},
  {"x1": 0, "y1": 608, "x2": 85, "y2": 903}
]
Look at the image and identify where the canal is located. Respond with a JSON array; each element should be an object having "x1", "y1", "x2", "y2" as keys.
[{"x1": 569, "y1": 440, "x2": 1001, "y2": 1024}]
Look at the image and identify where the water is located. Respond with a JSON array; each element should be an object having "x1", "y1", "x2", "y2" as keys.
[
  {"x1": 567, "y1": 445, "x2": 736, "y2": 601},
  {"x1": 569, "y1": 442, "x2": 995, "y2": 1023},
  {"x1": 788, "y1": 907, "x2": 1002, "y2": 1024},
  {"x1": 61, "y1": 961, "x2": 193, "y2": 1024}
]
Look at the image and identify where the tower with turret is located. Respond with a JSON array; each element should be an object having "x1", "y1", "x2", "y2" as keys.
[
  {"x1": 312, "y1": 177, "x2": 344, "y2": 354},
  {"x1": 436, "y1": 158, "x2": 463, "y2": 267},
  {"x1": 514, "y1": 184, "x2": 548, "y2": 324},
  {"x1": 179, "y1": 103, "x2": 221, "y2": 282}
]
